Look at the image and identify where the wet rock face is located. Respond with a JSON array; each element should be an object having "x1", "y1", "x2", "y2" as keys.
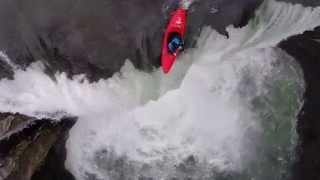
[
  {"x1": 0, "y1": 0, "x2": 167, "y2": 81},
  {"x1": 186, "y1": 0, "x2": 263, "y2": 43},
  {"x1": 0, "y1": 113, "x2": 76, "y2": 180},
  {"x1": 0, "y1": 60, "x2": 14, "y2": 80},
  {"x1": 0, "y1": 0, "x2": 264, "y2": 81},
  {"x1": 279, "y1": 27, "x2": 320, "y2": 180},
  {"x1": 31, "y1": 130, "x2": 76, "y2": 180}
]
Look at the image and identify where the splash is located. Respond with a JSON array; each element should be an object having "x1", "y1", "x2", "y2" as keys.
[
  {"x1": 0, "y1": 0, "x2": 318, "y2": 180},
  {"x1": 180, "y1": 0, "x2": 195, "y2": 10}
]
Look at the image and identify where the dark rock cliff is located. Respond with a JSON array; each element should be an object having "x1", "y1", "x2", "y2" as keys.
[
  {"x1": 279, "y1": 27, "x2": 320, "y2": 180},
  {"x1": 0, "y1": 113, "x2": 76, "y2": 180}
]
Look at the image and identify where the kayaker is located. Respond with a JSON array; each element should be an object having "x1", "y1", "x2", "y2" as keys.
[{"x1": 168, "y1": 34, "x2": 184, "y2": 55}]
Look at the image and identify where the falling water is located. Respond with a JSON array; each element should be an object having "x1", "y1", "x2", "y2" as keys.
[{"x1": 0, "y1": 0, "x2": 319, "y2": 180}]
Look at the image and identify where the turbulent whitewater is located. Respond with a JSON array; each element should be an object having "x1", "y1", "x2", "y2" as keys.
[{"x1": 0, "y1": 0, "x2": 319, "y2": 180}]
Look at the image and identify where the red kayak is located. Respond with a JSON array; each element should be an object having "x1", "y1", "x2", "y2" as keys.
[{"x1": 161, "y1": 8, "x2": 187, "y2": 74}]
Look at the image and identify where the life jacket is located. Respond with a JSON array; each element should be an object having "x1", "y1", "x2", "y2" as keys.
[{"x1": 168, "y1": 36, "x2": 183, "y2": 54}]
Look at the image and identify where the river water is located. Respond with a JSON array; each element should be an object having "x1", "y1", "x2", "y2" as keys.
[{"x1": 0, "y1": 0, "x2": 319, "y2": 179}]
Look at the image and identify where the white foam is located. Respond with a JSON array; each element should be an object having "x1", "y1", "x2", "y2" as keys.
[
  {"x1": 181, "y1": 0, "x2": 195, "y2": 10},
  {"x1": 0, "y1": 0, "x2": 318, "y2": 179}
]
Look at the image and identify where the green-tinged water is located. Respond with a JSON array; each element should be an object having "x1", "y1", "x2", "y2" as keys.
[{"x1": 242, "y1": 51, "x2": 304, "y2": 180}]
